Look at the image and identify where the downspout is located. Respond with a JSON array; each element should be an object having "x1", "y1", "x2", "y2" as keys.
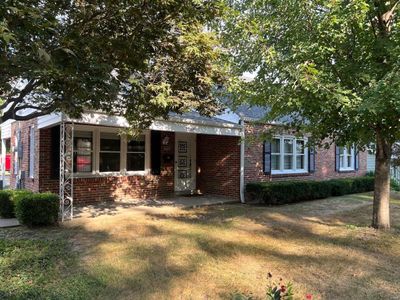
[{"x1": 239, "y1": 117, "x2": 245, "y2": 203}]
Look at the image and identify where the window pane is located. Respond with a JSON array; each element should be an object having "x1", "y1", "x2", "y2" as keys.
[
  {"x1": 127, "y1": 153, "x2": 145, "y2": 171},
  {"x1": 284, "y1": 155, "x2": 293, "y2": 169},
  {"x1": 271, "y1": 154, "x2": 280, "y2": 170},
  {"x1": 339, "y1": 147, "x2": 344, "y2": 155},
  {"x1": 284, "y1": 139, "x2": 293, "y2": 154},
  {"x1": 296, "y1": 155, "x2": 304, "y2": 169},
  {"x1": 74, "y1": 153, "x2": 92, "y2": 173},
  {"x1": 74, "y1": 132, "x2": 92, "y2": 152},
  {"x1": 100, "y1": 153, "x2": 120, "y2": 172},
  {"x1": 128, "y1": 136, "x2": 145, "y2": 152},
  {"x1": 340, "y1": 155, "x2": 345, "y2": 168},
  {"x1": 74, "y1": 131, "x2": 92, "y2": 173},
  {"x1": 271, "y1": 139, "x2": 280, "y2": 153},
  {"x1": 347, "y1": 154, "x2": 352, "y2": 168},
  {"x1": 100, "y1": 132, "x2": 120, "y2": 151},
  {"x1": 296, "y1": 140, "x2": 305, "y2": 154}
]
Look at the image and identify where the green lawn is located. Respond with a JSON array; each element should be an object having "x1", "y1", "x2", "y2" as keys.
[{"x1": 1, "y1": 193, "x2": 400, "y2": 299}]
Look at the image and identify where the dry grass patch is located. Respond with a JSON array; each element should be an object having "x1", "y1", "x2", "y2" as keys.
[{"x1": 1, "y1": 193, "x2": 400, "y2": 299}]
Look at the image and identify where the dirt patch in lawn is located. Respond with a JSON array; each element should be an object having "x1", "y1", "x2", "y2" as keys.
[{"x1": 1, "y1": 193, "x2": 400, "y2": 299}]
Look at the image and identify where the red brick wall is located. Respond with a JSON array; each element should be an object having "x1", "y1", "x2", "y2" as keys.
[
  {"x1": 196, "y1": 135, "x2": 241, "y2": 199},
  {"x1": 244, "y1": 124, "x2": 368, "y2": 184},
  {"x1": 10, "y1": 120, "x2": 40, "y2": 192},
  {"x1": 38, "y1": 128, "x2": 175, "y2": 205}
]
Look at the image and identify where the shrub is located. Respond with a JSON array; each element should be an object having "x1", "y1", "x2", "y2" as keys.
[
  {"x1": 391, "y1": 179, "x2": 400, "y2": 191},
  {"x1": 0, "y1": 190, "x2": 33, "y2": 218},
  {"x1": 0, "y1": 190, "x2": 15, "y2": 218},
  {"x1": 246, "y1": 176, "x2": 374, "y2": 205},
  {"x1": 15, "y1": 192, "x2": 59, "y2": 227}
]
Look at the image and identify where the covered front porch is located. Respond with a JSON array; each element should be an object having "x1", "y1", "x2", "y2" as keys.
[{"x1": 34, "y1": 111, "x2": 243, "y2": 218}]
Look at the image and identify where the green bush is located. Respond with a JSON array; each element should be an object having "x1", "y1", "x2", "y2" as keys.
[
  {"x1": 15, "y1": 192, "x2": 59, "y2": 227},
  {"x1": 391, "y1": 179, "x2": 400, "y2": 191},
  {"x1": 0, "y1": 190, "x2": 33, "y2": 218},
  {"x1": 0, "y1": 190, "x2": 15, "y2": 218},
  {"x1": 246, "y1": 176, "x2": 375, "y2": 205}
]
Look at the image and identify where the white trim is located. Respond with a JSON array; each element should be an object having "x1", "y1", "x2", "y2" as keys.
[
  {"x1": 271, "y1": 135, "x2": 308, "y2": 175},
  {"x1": 339, "y1": 145, "x2": 355, "y2": 171},
  {"x1": 239, "y1": 118, "x2": 245, "y2": 203},
  {"x1": 29, "y1": 126, "x2": 35, "y2": 178},
  {"x1": 1, "y1": 138, "x2": 6, "y2": 184},
  {"x1": 37, "y1": 113, "x2": 62, "y2": 129},
  {"x1": 0, "y1": 119, "x2": 13, "y2": 139},
  {"x1": 72, "y1": 124, "x2": 150, "y2": 178},
  {"x1": 31, "y1": 112, "x2": 242, "y2": 136}
]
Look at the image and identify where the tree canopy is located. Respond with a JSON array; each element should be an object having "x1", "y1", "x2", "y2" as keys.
[
  {"x1": 0, "y1": 0, "x2": 224, "y2": 127},
  {"x1": 221, "y1": 0, "x2": 400, "y2": 229},
  {"x1": 222, "y1": 0, "x2": 400, "y2": 147}
]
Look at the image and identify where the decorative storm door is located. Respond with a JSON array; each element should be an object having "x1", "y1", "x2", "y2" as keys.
[{"x1": 174, "y1": 133, "x2": 196, "y2": 192}]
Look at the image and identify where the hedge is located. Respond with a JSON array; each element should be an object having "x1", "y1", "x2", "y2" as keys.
[
  {"x1": 0, "y1": 190, "x2": 15, "y2": 218},
  {"x1": 0, "y1": 190, "x2": 33, "y2": 218},
  {"x1": 15, "y1": 192, "x2": 59, "y2": 227},
  {"x1": 246, "y1": 176, "x2": 375, "y2": 205}
]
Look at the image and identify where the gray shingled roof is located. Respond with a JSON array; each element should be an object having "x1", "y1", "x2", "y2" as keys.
[
  {"x1": 234, "y1": 105, "x2": 270, "y2": 121},
  {"x1": 168, "y1": 111, "x2": 237, "y2": 125}
]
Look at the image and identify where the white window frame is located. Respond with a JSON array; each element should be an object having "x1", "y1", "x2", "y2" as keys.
[
  {"x1": 99, "y1": 131, "x2": 121, "y2": 173},
  {"x1": 339, "y1": 145, "x2": 355, "y2": 171},
  {"x1": 72, "y1": 125, "x2": 150, "y2": 177},
  {"x1": 271, "y1": 136, "x2": 308, "y2": 175},
  {"x1": 29, "y1": 126, "x2": 35, "y2": 178},
  {"x1": 126, "y1": 135, "x2": 147, "y2": 174}
]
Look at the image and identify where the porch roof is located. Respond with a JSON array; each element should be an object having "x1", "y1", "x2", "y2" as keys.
[{"x1": 36, "y1": 111, "x2": 243, "y2": 137}]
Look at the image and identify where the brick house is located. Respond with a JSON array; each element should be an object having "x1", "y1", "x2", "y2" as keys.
[
  {"x1": 219, "y1": 105, "x2": 368, "y2": 192},
  {"x1": 0, "y1": 105, "x2": 368, "y2": 206},
  {"x1": 0, "y1": 111, "x2": 242, "y2": 205}
]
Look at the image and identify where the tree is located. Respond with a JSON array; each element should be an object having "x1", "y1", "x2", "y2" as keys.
[
  {"x1": 0, "y1": 0, "x2": 224, "y2": 128},
  {"x1": 221, "y1": 0, "x2": 400, "y2": 229}
]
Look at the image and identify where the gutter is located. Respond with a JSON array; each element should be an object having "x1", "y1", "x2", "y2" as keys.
[{"x1": 239, "y1": 117, "x2": 245, "y2": 203}]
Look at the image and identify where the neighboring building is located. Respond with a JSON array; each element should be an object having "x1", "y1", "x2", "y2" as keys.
[
  {"x1": 219, "y1": 105, "x2": 368, "y2": 188},
  {"x1": 367, "y1": 149, "x2": 376, "y2": 172},
  {"x1": 0, "y1": 105, "x2": 368, "y2": 206}
]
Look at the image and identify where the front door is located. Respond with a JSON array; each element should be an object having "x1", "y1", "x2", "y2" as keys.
[{"x1": 174, "y1": 133, "x2": 196, "y2": 192}]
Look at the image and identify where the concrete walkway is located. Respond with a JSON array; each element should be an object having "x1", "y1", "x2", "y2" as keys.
[
  {"x1": 74, "y1": 195, "x2": 239, "y2": 219},
  {"x1": 0, "y1": 218, "x2": 20, "y2": 228}
]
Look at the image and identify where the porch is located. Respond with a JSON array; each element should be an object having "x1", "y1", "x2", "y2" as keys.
[{"x1": 33, "y1": 112, "x2": 243, "y2": 210}]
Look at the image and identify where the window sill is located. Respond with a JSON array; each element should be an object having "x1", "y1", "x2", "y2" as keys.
[
  {"x1": 271, "y1": 172, "x2": 311, "y2": 178},
  {"x1": 271, "y1": 170, "x2": 309, "y2": 175},
  {"x1": 73, "y1": 171, "x2": 149, "y2": 178}
]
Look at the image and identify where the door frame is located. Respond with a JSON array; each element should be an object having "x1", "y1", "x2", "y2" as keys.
[{"x1": 174, "y1": 132, "x2": 196, "y2": 192}]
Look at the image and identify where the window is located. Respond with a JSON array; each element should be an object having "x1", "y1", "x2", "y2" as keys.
[
  {"x1": 127, "y1": 135, "x2": 145, "y2": 171},
  {"x1": 74, "y1": 131, "x2": 93, "y2": 173},
  {"x1": 29, "y1": 126, "x2": 35, "y2": 178},
  {"x1": 271, "y1": 139, "x2": 281, "y2": 171},
  {"x1": 271, "y1": 136, "x2": 308, "y2": 174},
  {"x1": 339, "y1": 145, "x2": 355, "y2": 171},
  {"x1": 99, "y1": 132, "x2": 120, "y2": 172},
  {"x1": 72, "y1": 127, "x2": 148, "y2": 176}
]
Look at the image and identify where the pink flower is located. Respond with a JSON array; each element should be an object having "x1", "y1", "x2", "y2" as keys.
[{"x1": 306, "y1": 294, "x2": 313, "y2": 300}]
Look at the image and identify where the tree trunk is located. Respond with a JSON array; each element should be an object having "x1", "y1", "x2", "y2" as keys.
[{"x1": 372, "y1": 131, "x2": 392, "y2": 230}]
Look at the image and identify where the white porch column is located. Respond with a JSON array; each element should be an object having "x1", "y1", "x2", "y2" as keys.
[{"x1": 239, "y1": 118, "x2": 245, "y2": 203}]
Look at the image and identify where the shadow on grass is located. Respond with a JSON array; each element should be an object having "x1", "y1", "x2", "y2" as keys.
[{"x1": 2, "y1": 193, "x2": 400, "y2": 299}]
